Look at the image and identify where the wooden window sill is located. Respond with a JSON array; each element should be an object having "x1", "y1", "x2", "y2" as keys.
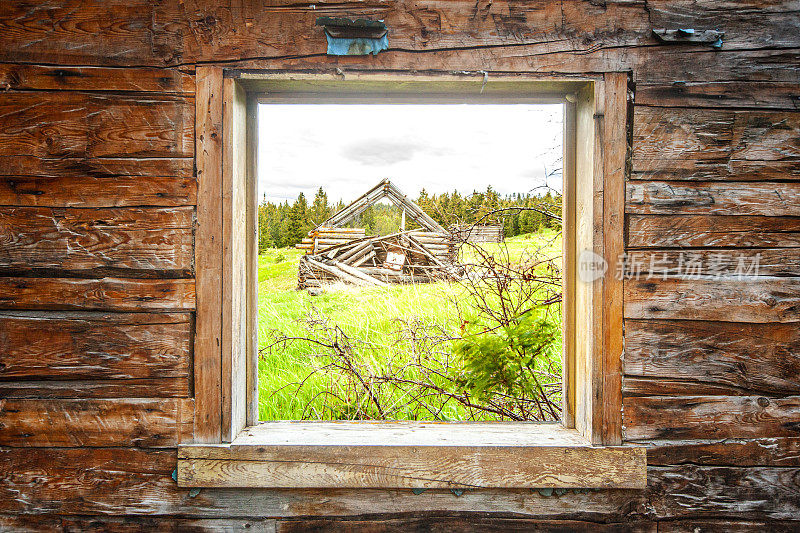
[{"x1": 177, "y1": 421, "x2": 646, "y2": 489}]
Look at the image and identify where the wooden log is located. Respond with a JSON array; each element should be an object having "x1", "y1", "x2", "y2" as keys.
[
  {"x1": 627, "y1": 181, "x2": 800, "y2": 216},
  {"x1": 622, "y1": 249, "x2": 800, "y2": 278},
  {"x1": 0, "y1": 444, "x2": 648, "y2": 517},
  {"x1": 0, "y1": 206, "x2": 193, "y2": 275},
  {"x1": 332, "y1": 261, "x2": 389, "y2": 287},
  {"x1": 0, "y1": 277, "x2": 195, "y2": 311},
  {"x1": 0, "y1": 378, "x2": 190, "y2": 399},
  {"x1": 304, "y1": 258, "x2": 369, "y2": 286},
  {"x1": 624, "y1": 319, "x2": 800, "y2": 396},
  {"x1": 0, "y1": 175, "x2": 196, "y2": 208},
  {"x1": 623, "y1": 377, "x2": 759, "y2": 397},
  {"x1": 0, "y1": 155, "x2": 193, "y2": 179},
  {"x1": 0, "y1": 64, "x2": 193, "y2": 93},
  {"x1": 0, "y1": 92, "x2": 193, "y2": 159},
  {"x1": 276, "y1": 518, "x2": 656, "y2": 533},
  {"x1": 624, "y1": 396, "x2": 800, "y2": 440},
  {"x1": 0, "y1": 311, "x2": 191, "y2": 380},
  {"x1": 0, "y1": 398, "x2": 194, "y2": 447},
  {"x1": 628, "y1": 215, "x2": 800, "y2": 248},
  {"x1": 645, "y1": 437, "x2": 800, "y2": 467},
  {"x1": 352, "y1": 250, "x2": 376, "y2": 268},
  {"x1": 636, "y1": 81, "x2": 800, "y2": 111},
  {"x1": 633, "y1": 107, "x2": 800, "y2": 181},
  {"x1": 646, "y1": 464, "x2": 800, "y2": 520},
  {"x1": 624, "y1": 277, "x2": 800, "y2": 323},
  {"x1": 655, "y1": 519, "x2": 800, "y2": 533},
  {"x1": 0, "y1": 515, "x2": 277, "y2": 533}
]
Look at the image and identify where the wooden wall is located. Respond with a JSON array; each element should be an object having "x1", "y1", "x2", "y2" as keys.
[{"x1": 1, "y1": 1, "x2": 798, "y2": 531}]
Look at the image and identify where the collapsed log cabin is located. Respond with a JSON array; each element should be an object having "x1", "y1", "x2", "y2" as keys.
[
  {"x1": 1, "y1": 1, "x2": 799, "y2": 531},
  {"x1": 295, "y1": 180, "x2": 457, "y2": 288}
]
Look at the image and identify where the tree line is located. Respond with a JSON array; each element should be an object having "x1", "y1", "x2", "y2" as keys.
[{"x1": 258, "y1": 185, "x2": 562, "y2": 252}]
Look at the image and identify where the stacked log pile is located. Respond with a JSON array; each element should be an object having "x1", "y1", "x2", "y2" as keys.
[
  {"x1": 295, "y1": 227, "x2": 367, "y2": 254},
  {"x1": 450, "y1": 224, "x2": 504, "y2": 243},
  {"x1": 298, "y1": 230, "x2": 457, "y2": 289}
]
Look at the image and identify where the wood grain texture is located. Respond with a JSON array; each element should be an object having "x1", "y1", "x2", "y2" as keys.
[
  {"x1": 599, "y1": 72, "x2": 627, "y2": 446},
  {"x1": 624, "y1": 396, "x2": 800, "y2": 440},
  {"x1": 0, "y1": 175, "x2": 196, "y2": 208},
  {"x1": 0, "y1": 277, "x2": 195, "y2": 311},
  {"x1": 622, "y1": 249, "x2": 800, "y2": 278},
  {"x1": 0, "y1": 206, "x2": 193, "y2": 275},
  {"x1": 647, "y1": 465, "x2": 800, "y2": 520},
  {"x1": 633, "y1": 107, "x2": 800, "y2": 181},
  {"x1": 0, "y1": 398, "x2": 194, "y2": 447},
  {"x1": 627, "y1": 181, "x2": 800, "y2": 216},
  {"x1": 0, "y1": 64, "x2": 193, "y2": 93},
  {"x1": 193, "y1": 66, "x2": 224, "y2": 444},
  {"x1": 645, "y1": 438, "x2": 800, "y2": 467},
  {"x1": 624, "y1": 320, "x2": 800, "y2": 396},
  {"x1": 0, "y1": 311, "x2": 191, "y2": 380},
  {"x1": 179, "y1": 444, "x2": 646, "y2": 489},
  {"x1": 0, "y1": 378, "x2": 190, "y2": 399},
  {"x1": 624, "y1": 277, "x2": 800, "y2": 323},
  {"x1": 276, "y1": 517, "x2": 656, "y2": 533},
  {"x1": 635, "y1": 81, "x2": 800, "y2": 110},
  {"x1": 0, "y1": 156, "x2": 193, "y2": 179},
  {"x1": 0, "y1": 92, "x2": 193, "y2": 159},
  {"x1": 628, "y1": 215, "x2": 800, "y2": 248},
  {"x1": 0, "y1": 515, "x2": 276, "y2": 533}
]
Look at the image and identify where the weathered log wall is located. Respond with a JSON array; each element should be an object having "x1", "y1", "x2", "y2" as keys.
[{"x1": 0, "y1": 1, "x2": 798, "y2": 531}]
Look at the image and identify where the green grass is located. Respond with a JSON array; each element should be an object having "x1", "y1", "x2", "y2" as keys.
[{"x1": 257, "y1": 230, "x2": 562, "y2": 421}]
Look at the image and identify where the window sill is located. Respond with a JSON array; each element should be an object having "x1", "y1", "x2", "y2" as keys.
[{"x1": 177, "y1": 421, "x2": 646, "y2": 489}]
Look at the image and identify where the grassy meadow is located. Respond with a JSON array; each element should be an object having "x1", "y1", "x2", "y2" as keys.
[{"x1": 257, "y1": 230, "x2": 563, "y2": 421}]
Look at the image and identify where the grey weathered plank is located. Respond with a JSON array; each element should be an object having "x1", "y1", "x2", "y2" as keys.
[
  {"x1": 624, "y1": 396, "x2": 800, "y2": 440},
  {"x1": 0, "y1": 207, "x2": 194, "y2": 274},
  {"x1": 624, "y1": 319, "x2": 800, "y2": 396},
  {"x1": 628, "y1": 215, "x2": 800, "y2": 248},
  {"x1": 0, "y1": 311, "x2": 191, "y2": 380},
  {"x1": 624, "y1": 277, "x2": 800, "y2": 323}
]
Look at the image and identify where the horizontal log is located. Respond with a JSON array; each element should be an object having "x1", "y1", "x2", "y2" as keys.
[
  {"x1": 624, "y1": 396, "x2": 800, "y2": 440},
  {"x1": 627, "y1": 181, "x2": 800, "y2": 216},
  {"x1": 276, "y1": 518, "x2": 656, "y2": 532},
  {"x1": 0, "y1": 398, "x2": 194, "y2": 447},
  {"x1": 4, "y1": 451, "x2": 800, "y2": 520},
  {"x1": 0, "y1": 378, "x2": 190, "y2": 399},
  {"x1": 627, "y1": 215, "x2": 800, "y2": 248},
  {"x1": 624, "y1": 319, "x2": 800, "y2": 396},
  {"x1": 623, "y1": 378, "x2": 775, "y2": 398},
  {"x1": 647, "y1": 465, "x2": 800, "y2": 520},
  {"x1": 0, "y1": 277, "x2": 195, "y2": 311},
  {"x1": 179, "y1": 422, "x2": 646, "y2": 488},
  {"x1": 0, "y1": 156, "x2": 193, "y2": 178},
  {"x1": 0, "y1": 175, "x2": 196, "y2": 207},
  {"x1": 635, "y1": 81, "x2": 800, "y2": 110},
  {"x1": 0, "y1": 92, "x2": 193, "y2": 159},
  {"x1": 622, "y1": 249, "x2": 800, "y2": 278},
  {"x1": 644, "y1": 438, "x2": 800, "y2": 467},
  {"x1": 0, "y1": 206, "x2": 193, "y2": 275},
  {"x1": 633, "y1": 107, "x2": 800, "y2": 181},
  {"x1": 0, "y1": 1, "x2": 180, "y2": 66},
  {"x1": 0, "y1": 515, "x2": 277, "y2": 533},
  {"x1": 0, "y1": 445, "x2": 648, "y2": 518},
  {"x1": 0, "y1": 311, "x2": 191, "y2": 380},
  {"x1": 655, "y1": 519, "x2": 800, "y2": 533},
  {"x1": 625, "y1": 277, "x2": 800, "y2": 323},
  {"x1": 0, "y1": 64, "x2": 193, "y2": 93}
]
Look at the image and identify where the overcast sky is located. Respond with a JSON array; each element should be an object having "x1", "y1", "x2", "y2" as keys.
[{"x1": 258, "y1": 103, "x2": 563, "y2": 205}]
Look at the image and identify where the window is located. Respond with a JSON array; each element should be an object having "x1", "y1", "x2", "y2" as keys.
[{"x1": 178, "y1": 70, "x2": 644, "y2": 489}]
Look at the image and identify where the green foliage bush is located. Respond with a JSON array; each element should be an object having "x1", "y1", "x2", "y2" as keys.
[{"x1": 454, "y1": 309, "x2": 558, "y2": 404}]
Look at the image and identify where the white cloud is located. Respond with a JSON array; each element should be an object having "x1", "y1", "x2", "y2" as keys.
[{"x1": 258, "y1": 104, "x2": 562, "y2": 204}]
